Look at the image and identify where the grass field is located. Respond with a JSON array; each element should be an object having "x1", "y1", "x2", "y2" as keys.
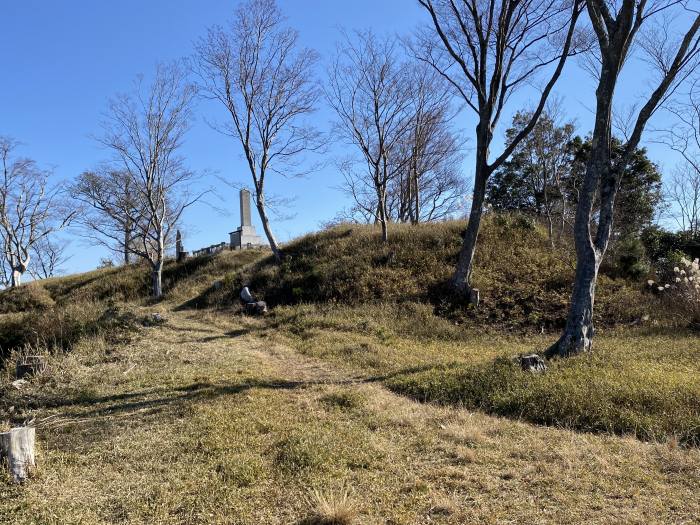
[
  {"x1": 1, "y1": 307, "x2": 699, "y2": 524},
  {"x1": 1, "y1": 220, "x2": 699, "y2": 523}
]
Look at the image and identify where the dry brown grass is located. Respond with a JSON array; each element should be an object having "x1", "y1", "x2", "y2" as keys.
[
  {"x1": 302, "y1": 485, "x2": 357, "y2": 525},
  {"x1": 0, "y1": 308, "x2": 699, "y2": 523}
]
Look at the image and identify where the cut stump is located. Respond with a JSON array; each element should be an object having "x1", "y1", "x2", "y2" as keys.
[
  {"x1": 0, "y1": 427, "x2": 36, "y2": 483},
  {"x1": 15, "y1": 356, "x2": 47, "y2": 379},
  {"x1": 519, "y1": 354, "x2": 547, "y2": 373}
]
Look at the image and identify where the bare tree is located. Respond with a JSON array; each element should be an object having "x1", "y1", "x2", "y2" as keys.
[
  {"x1": 327, "y1": 30, "x2": 413, "y2": 241},
  {"x1": 547, "y1": 2, "x2": 700, "y2": 358},
  {"x1": 0, "y1": 137, "x2": 74, "y2": 287},
  {"x1": 99, "y1": 63, "x2": 202, "y2": 298},
  {"x1": 390, "y1": 63, "x2": 467, "y2": 223},
  {"x1": 70, "y1": 168, "x2": 142, "y2": 265},
  {"x1": 415, "y1": 0, "x2": 585, "y2": 298},
  {"x1": 29, "y1": 236, "x2": 70, "y2": 280},
  {"x1": 194, "y1": 0, "x2": 321, "y2": 262},
  {"x1": 658, "y1": 82, "x2": 700, "y2": 235},
  {"x1": 668, "y1": 164, "x2": 700, "y2": 234}
]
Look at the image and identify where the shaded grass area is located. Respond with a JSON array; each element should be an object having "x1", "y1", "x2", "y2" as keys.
[
  {"x1": 2, "y1": 310, "x2": 699, "y2": 524},
  {"x1": 267, "y1": 303, "x2": 700, "y2": 446}
]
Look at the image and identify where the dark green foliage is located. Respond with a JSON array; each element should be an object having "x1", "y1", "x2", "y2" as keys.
[
  {"x1": 641, "y1": 225, "x2": 700, "y2": 264},
  {"x1": 487, "y1": 111, "x2": 574, "y2": 216},
  {"x1": 568, "y1": 137, "x2": 663, "y2": 237},
  {"x1": 608, "y1": 236, "x2": 650, "y2": 279}
]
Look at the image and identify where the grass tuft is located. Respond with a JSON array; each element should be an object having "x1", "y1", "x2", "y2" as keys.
[{"x1": 301, "y1": 485, "x2": 357, "y2": 525}]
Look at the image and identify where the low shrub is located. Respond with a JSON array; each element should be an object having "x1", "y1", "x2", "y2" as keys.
[
  {"x1": 0, "y1": 283, "x2": 55, "y2": 314},
  {"x1": 650, "y1": 257, "x2": 700, "y2": 329},
  {"x1": 0, "y1": 302, "x2": 139, "y2": 362}
]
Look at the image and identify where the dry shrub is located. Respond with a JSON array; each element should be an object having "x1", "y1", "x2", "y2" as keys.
[
  {"x1": 302, "y1": 485, "x2": 357, "y2": 525},
  {"x1": 650, "y1": 257, "x2": 700, "y2": 329},
  {"x1": 0, "y1": 283, "x2": 55, "y2": 314}
]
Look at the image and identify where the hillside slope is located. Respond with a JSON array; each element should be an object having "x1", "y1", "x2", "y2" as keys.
[{"x1": 193, "y1": 214, "x2": 648, "y2": 331}]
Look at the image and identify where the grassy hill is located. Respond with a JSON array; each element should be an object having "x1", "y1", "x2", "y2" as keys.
[
  {"x1": 1, "y1": 215, "x2": 699, "y2": 523},
  {"x1": 191, "y1": 214, "x2": 648, "y2": 330}
]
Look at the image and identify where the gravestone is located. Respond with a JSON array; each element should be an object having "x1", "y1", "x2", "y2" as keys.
[{"x1": 229, "y1": 189, "x2": 266, "y2": 249}]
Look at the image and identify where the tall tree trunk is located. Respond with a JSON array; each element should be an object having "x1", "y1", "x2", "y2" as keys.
[
  {"x1": 255, "y1": 193, "x2": 283, "y2": 262},
  {"x1": 546, "y1": 245, "x2": 599, "y2": 357},
  {"x1": 377, "y1": 188, "x2": 389, "y2": 242},
  {"x1": 412, "y1": 163, "x2": 420, "y2": 225},
  {"x1": 151, "y1": 232, "x2": 164, "y2": 298},
  {"x1": 10, "y1": 269, "x2": 21, "y2": 287},
  {"x1": 548, "y1": 68, "x2": 617, "y2": 357},
  {"x1": 451, "y1": 128, "x2": 491, "y2": 296},
  {"x1": 151, "y1": 264, "x2": 163, "y2": 298},
  {"x1": 124, "y1": 226, "x2": 132, "y2": 265}
]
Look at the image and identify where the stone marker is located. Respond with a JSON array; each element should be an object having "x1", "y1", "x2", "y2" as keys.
[
  {"x1": 229, "y1": 189, "x2": 266, "y2": 249},
  {"x1": 0, "y1": 427, "x2": 36, "y2": 483},
  {"x1": 176, "y1": 230, "x2": 189, "y2": 262}
]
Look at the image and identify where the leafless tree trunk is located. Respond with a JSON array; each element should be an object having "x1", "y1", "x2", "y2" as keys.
[
  {"x1": 194, "y1": 0, "x2": 321, "y2": 262},
  {"x1": 548, "y1": 1, "x2": 700, "y2": 358},
  {"x1": 415, "y1": 0, "x2": 584, "y2": 298},
  {"x1": 99, "y1": 63, "x2": 203, "y2": 298},
  {"x1": 0, "y1": 137, "x2": 74, "y2": 287},
  {"x1": 70, "y1": 168, "x2": 143, "y2": 265},
  {"x1": 327, "y1": 31, "x2": 413, "y2": 242}
]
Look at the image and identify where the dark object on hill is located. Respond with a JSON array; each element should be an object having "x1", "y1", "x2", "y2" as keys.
[
  {"x1": 0, "y1": 426, "x2": 36, "y2": 483},
  {"x1": 519, "y1": 354, "x2": 546, "y2": 373},
  {"x1": 15, "y1": 356, "x2": 47, "y2": 379},
  {"x1": 240, "y1": 286, "x2": 267, "y2": 316},
  {"x1": 245, "y1": 302, "x2": 268, "y2": 315},
  {"x1": 142, "y1": 313, "x2": 167, "y2": 327}
]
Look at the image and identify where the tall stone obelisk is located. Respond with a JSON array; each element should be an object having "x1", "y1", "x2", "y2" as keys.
[
  {"x1": 240, "y1": 189, "x2": 252, "y2": 227},
  {"x1": 229, "y1": 189, "x2": 266, "y2": 249}
]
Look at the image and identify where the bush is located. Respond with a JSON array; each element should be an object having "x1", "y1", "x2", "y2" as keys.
[
  {"x1": 650, "y1": 257, "x2": 700, "y2": 329},
  {"x1": 610, "y1": 236, "x2": 649, "y2": 279},
  {"x1": 0, "y1": 302, "x2": 139, "y2": 362},
  {"x1": 0, "y1": 283, "x2": 55, "y2": 314}
]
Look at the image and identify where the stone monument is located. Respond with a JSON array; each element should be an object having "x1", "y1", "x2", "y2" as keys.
[
  {"x1": 229, "y1": 189, "x2": 266, "y2": 249},
  {"x1": 175, "y1": 230, "x2": 189, "y2": 262}
]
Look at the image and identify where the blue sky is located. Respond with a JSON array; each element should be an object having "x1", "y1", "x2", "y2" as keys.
[{"x1": 0, "y1": 1, "x2": 691, "y2": 275}]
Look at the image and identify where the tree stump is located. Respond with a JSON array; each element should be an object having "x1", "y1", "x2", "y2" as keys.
[
  {"x1": 0, "y1": 427, "x2": 36, "y2": 483},
  {"x1": 469, "y1": 288, "x2": 480, "y2": 307},
  {"x1": 519, "y1": 354, "x2": 547, "y2": 373},
  {"x1": 15, "y1": 356, "x2": 47, "y2": 379}
]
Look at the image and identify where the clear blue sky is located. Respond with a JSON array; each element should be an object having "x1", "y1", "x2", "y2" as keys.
[{"x1": 0, "y1": 1, "x2": 688, "y2": 275}]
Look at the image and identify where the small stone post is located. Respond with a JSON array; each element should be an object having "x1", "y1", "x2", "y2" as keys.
[
  {"x1": 0, "y1": 427, "x2": 36, "y2": 483},
  {"x1": 176, "y1": 230, "x2": 187, "y2": 262}
]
